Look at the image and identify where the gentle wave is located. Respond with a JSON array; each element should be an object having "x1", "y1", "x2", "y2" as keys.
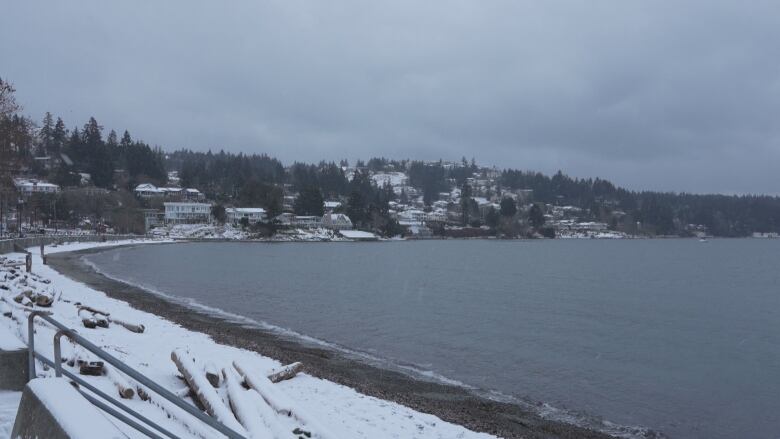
[{"x1": 82, "y1": 254, "x2": 663, "y2": 439}]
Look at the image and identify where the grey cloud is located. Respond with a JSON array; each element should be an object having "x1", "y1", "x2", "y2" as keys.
[{"x1": 2, "y1": 0, "x2": 780, "y2": 193}]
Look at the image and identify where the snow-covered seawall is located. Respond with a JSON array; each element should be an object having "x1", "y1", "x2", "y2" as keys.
[{"x1": 0, "y1": 240, "x2": 497, "y2": 439}]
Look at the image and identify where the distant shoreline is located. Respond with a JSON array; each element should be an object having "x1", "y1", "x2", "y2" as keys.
[{"x1": 47, "y1": 242, "x2": 616, "y2": 439}]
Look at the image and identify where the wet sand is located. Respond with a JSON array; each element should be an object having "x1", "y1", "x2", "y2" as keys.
[{"x1": 48, "y1": 244, "x2": 615, "y2": 439}]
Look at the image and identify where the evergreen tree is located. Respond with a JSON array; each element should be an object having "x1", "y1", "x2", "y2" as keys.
[
  {"x1": 485, "y1": 206, "x2": 500, "y2": 229},
  {"x1": 293, "y1": 186, "x2": 324, "y2": 216},
  {"x1": 52, "y1": 117, "x2": 67, "y2": 155},
  {"x1": 38, "y1": 112, "x2": 54, "y2": 155},
  {"x1": 265, "y1": 186, "x2": 284, "y2": 219},
  {"x1": 211, "y1": 204, "x2": 226, "y2": 224},
  {"x1": 346, "y1": 191, "x2": 367, "y2": 227},
  {"x1": 460, "y1": 182, "x2": 473, "y2": 225},
  {"x1": 529, "y1": 203, "x2": 545, "y2": 229},
  {"x1": 500, "y1": 197, "x2": 517, "y2": 217},
  {"x1": 81, "y1": 117, "x2": 114, "y2": 188}
]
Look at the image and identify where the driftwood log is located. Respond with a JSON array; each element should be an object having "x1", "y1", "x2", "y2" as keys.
[
  {"x1": 110, "y1": 317, "x2": 145, "y2": 333},
  {"x1": 233, "y1": 360, "x2": 336, "y2": 439},
  {"x1": 105, "y1": 365, "x2": 135, "y2": 399},
  {"x1": 170, "y1": 349, "x2": 247, "y2": 435},
  {"x1": 204, "y1": 361, "x2": 220, "y2": 387},
  {"x1": 267, "y1": 362, "x2": 303, "y2": 383},
  {"x1": 223, "y1": 368, "x2": 273, "y2": 439}
]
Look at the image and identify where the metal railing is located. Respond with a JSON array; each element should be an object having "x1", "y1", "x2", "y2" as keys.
[{"x1": 27, "y1": 311, "x2": 246, "y2": 439}]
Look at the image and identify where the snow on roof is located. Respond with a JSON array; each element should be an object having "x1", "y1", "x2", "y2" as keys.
[
  {"x1": 186, "y1": 188, "x2": 201, "y2": 193},
  {"x1": 339, "y1": 230, "x2": 378, "y2": 239},
  {"x1": 134, "y1": 183, "x2": 160, "y2": 192},
  {"x1": 227, "y1": 207, "x2": 266, "y2": 213},
  {"x1": 13, "y1": 178, "x2": 59, "y2": 189},
  {"x1": 324, "y1": 201, "x2": 341, "y2": 208},
  {"x1": 371, "y1": 172, "x2": 407, "y2": 187}
]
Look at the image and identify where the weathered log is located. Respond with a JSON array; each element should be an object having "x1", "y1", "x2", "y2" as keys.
[
  {"x1": 77, "y1": 305, "x2": 110, "y2": 316},
  {"x1": 222, "y1": 368, "x2": 272, "y2": 439},
  {"x1": 233, "y1": 360, "x2": 337, "y2": 439},
  {"x1": 105, "y1": 365, "x2": 135, "y2": 399},
  {"x1": 204, "y1": 361, "x2": 220, "y2": 387},
  {"x1": 267, "y1": 362, "x2": 303, "y2": 383},
  {"x1": 110, "y1": 317, "x2": 145, "y2": 333},
  {"x1": 82, "y1": 318, "x2": 98, "y2": 329},
  {"x1": 78, "y1": 360, "x2": 104, "y2": 376},
  {"x1": 170, "y1": 349, "x2": 246, "y2": 435},
  {"x1": 136, "y1": 386, "x2": 150, "y2": 402},
  {"x1": 34, "y1": 295, "x2": 53, "y2": 307}
]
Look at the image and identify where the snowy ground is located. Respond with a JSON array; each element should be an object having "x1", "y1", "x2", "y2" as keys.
[
  {"x1": 151, "y1": 224, "x2": 356, "y2": 242},
  {"x1": 0, "y1": 240, "x2": 496, "y2": 439},
  {"x1": 0, "y1": 392, "x2": 21, "y2": 438},
  {"x1": 151, "y1": 224, "x2": 250, "y2": 240}
]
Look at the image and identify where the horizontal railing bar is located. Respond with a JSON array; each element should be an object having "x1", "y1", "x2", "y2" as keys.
[
  {"x1": 78, "y1": 389, "x2": 166, "y2": 439},
  {"x1": 34, "y1": 352, "x2": 180, "y2": 439},
  {"x1": 29, "y1": 312, "x2": 242, "y2": 439}
]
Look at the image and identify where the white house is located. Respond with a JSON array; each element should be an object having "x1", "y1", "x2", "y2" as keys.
[
  {"x1": 135, "y1": 184, "x2": 204, "y2": 200},
  {"x1": 322, "y1": 213, "x2": 353, "y2": 230},
  {"x1": 164, "y1": 202, "x2": 211, "y2": 224},
  {"x1": 14, "y1": 178, "x2": 59, "y2": 196},
  {"x1": 226, "y1": 207, "x2": 267, "y2": 225},
  {"x1": 291, "y1": 216, "x2": 322, "y2": 228},
  {"x1": 134, "y1": 183, "x2": 163, "y2": 197},
  {"x1": 398, "y1": 209, "x2": 426, "y2": 223},
  {"x1": 272, "y1": 214, "x2": 322, "y2": 228}
]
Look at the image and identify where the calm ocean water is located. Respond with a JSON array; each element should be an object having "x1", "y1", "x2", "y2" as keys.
[{"x1": 85, "y1": 240, "x2": 780, "y2": 438}]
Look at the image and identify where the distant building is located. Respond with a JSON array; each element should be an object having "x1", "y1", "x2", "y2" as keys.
[
  {"x1": 226, "y1": 207, "x2": 267, "y2": 225},
  {"x1": 322, "y1": 213, "x2": 353, "y2": 230},
  {"x1": 273, "y1": 213, "x2": 322, "y2": 228},
  {"x1": 164, "y1": 202, "x2": 211, "y2": 224},
  {"x1": 134, "y1": 184, "x2": 204, "y2": 201},
  {"x1": 323, "y1": 201, "x2": 342, "y2": 212},
  {"x1": 142, "y1": 209, "x2": 164, "y2": 232},
  {"x1": 291, "y1": 216, "x2": 322, "y2": 228},
  {"x1": 14, "y1": 178, "x2": 59, "y2": 196},
  {"x1": 338, "y1": 230, "x2": 379, "y2": 241}
]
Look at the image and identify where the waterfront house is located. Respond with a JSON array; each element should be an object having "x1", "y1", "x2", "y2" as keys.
[
  {"x1": 164, "y1": 202, "x2": 211, "y2": 224},
  {"x1": 14, "y1": 178, "x2": 60, "y2": 196},
  {"x1": 291, "y1": 215, "x2": 322, "y2": 228},
  {"x1": 226, "y1": 207, "x2": 267, "y2": 225}
]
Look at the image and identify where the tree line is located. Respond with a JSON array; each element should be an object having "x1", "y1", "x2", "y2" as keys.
[{"x1": 4, "y1": 75, "x2": 780, "y2": 237}]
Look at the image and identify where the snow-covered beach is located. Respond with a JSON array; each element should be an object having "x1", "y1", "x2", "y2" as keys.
[{"x1": 0, "y1": 239, "x2": 612, "y2": 439}]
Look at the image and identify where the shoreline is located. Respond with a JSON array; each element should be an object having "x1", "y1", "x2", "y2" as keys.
[{"x1": 47, "y1": 243, "x2": 615, "y2": 439}]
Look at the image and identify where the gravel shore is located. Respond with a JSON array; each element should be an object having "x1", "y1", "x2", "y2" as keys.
[{"x1": 48, "y1": 244, "x2": 615, "y2": 439}]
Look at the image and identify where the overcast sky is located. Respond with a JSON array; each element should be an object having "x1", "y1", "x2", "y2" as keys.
[{"x1": 2, "y1": 1, "x2": 779, "y2": 194}]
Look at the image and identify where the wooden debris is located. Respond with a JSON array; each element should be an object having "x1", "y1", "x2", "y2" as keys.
[
  {"x1": 136, "y1": 386, "x2": 150, "y2": 402},
  {"x1": 267, "y1": 362, "x2": 303, "y2": 383},
  {"x1": 35, "y1": 295, "x2": 53, "y2": 307},
  {"x1": 110, "y1": 317, "x2": 145, "y2": 333},
  {"x1": 234, "y1": 360, "x2": 337, "y2": 439},
  {"x1": 77, "y1": 305, "x2": 110, "y2": 316},
  {"x1": 81, "y1": 317, "x2": 108, "y2": 329},
  {"x1": 223, "y1": 367, "x2": 272, "y2": 439},
  {"x1": 78, "y1": 360, "x2": 105, "y2": 376},
  {"x1": 204, "y1": 361, "x2": 220, "y2": 387},
  {"x1": 105, "y1": 366, "x2": 135, "y2": 399},
  {"x1": 170, "y1": 349, "x2": 247, "y2": 436}
]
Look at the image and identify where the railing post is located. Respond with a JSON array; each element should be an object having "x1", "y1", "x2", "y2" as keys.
[
  {"x1": 27, "y1": 312, "x2": 38, "y2": 380},
  {"x1": 53, "y1": 330, "x2": 71, "y2": 378},
  {"x1": 27, "y1": 310, "x2": 52, "y2": 381}
]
